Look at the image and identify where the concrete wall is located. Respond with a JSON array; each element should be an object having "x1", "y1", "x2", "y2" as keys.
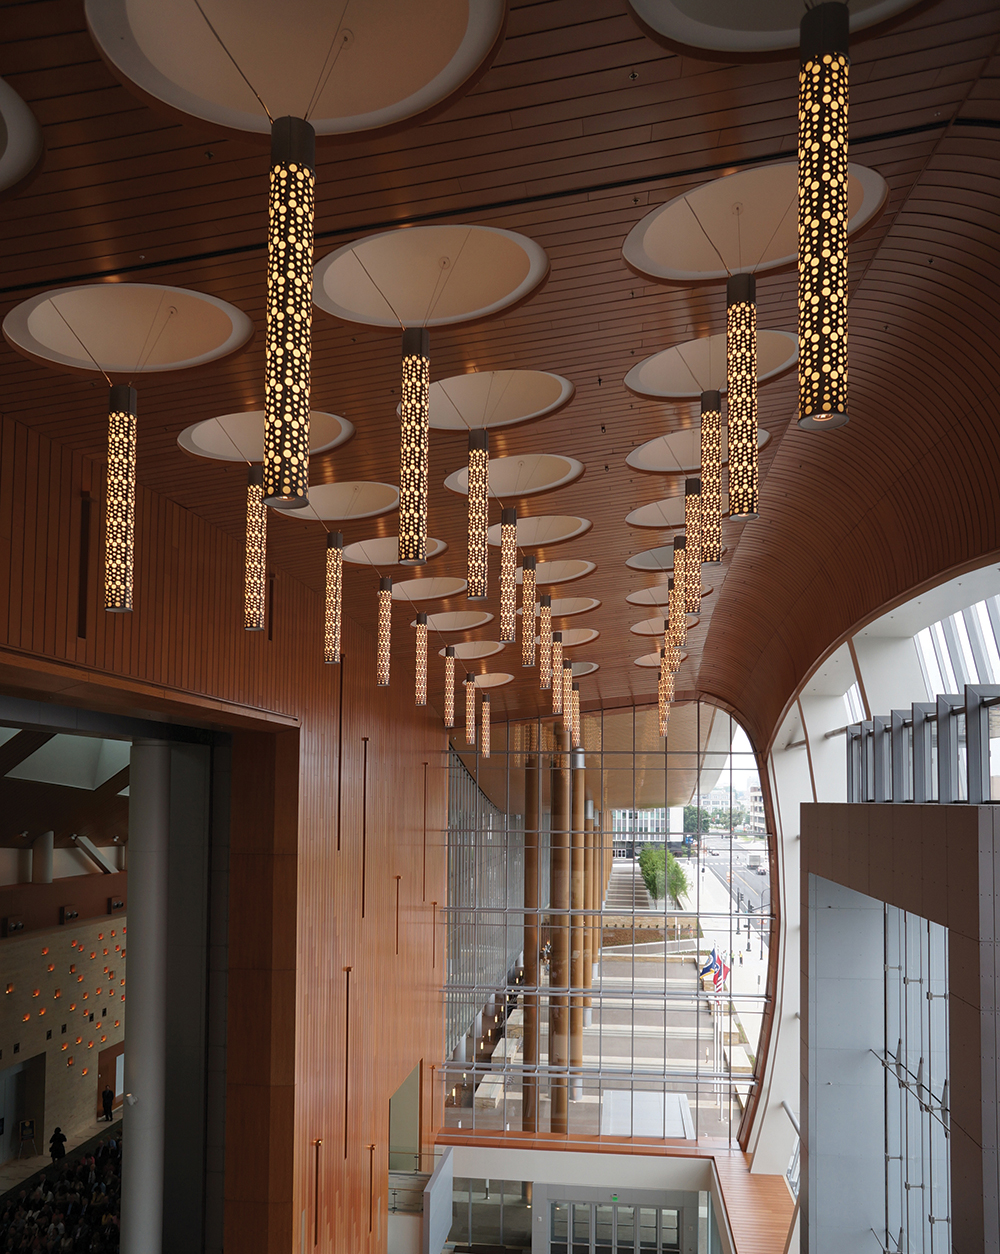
[{"x1": 0, "y1": 913, "x2": 127, "y2": 1160}]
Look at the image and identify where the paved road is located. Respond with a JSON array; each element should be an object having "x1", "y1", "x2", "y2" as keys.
[{"x1": 699, "y1": 837, "x2": 771, "y2": 950}]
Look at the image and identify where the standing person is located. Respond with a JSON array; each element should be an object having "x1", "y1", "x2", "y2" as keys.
[
  {"x1": 101, "y1": 1086, "x2": 114, "y2": 1122},
  {"x1": 48, "y1": 1127, "x2": 66, "y2": 1162}
]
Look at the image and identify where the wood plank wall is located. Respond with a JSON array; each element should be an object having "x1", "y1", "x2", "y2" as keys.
[{"x1": 0, "y1": 411, "x2": 449, "y2": 1254}]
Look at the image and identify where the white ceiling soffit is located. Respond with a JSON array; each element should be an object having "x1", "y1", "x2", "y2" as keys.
[
  {"x1": 534, "y1": 627, "x2": 599, "y2": 647},
  {"x1": 393, "y1": 577, "x2": 468, "y2": 602},
  {"x1": 437, "y1": 640, "x2": 505, "y2": 659},
  {"x1": 342, "y1": 536, "x2": 447, "y2": 565},
  {"x1": 486, "y1": 515, "x2": 591, "y2": 548},
  {"x1": 626, "y1": 492, "x2": 730, "y2": 528},
  {"x1": 416, "y1": 610, "x2": 493, "y2": 631},
  {"x1": 516, "y1": 559, "x2": 596, "y2": 585},
  {"x1": 0, "y1": 77, "x2": 44, "y2": 193},
  {"x1": 3, "y1": 284, "x2": 253, "y2": 376},
  {"x1": 177, "y1": 411, "x2": 353, "y2": 462},
  {"x1": 623, "y1": 162, "x2": 887, "y2": 282},
  {"x1": 314, "y1": 224, "x2": 548, "y2": 329},
  {"x1": 627, "y1": 427, "x2": 769, "y2": 474},
  {"x1": 444, "y1": 453, "x2": 583, "y2": 498},
  {"x1": 426, "y1": 370, "x2": 574, "y2": 430},
  {"x1": 624, "y1": 330, "x2": 797, "y2": 400},
  {"x1": 634, "y1": 651, "x2": 687, "y2": 668},
  {"x1": 521, "y1": 597, "x2": 601, "y2": 617},
  {"x1": 6, "y1": 735, "x2": 130, "y2": 791},
  {"x1": 857, "y1": 563, "x2": 1000, "y2": 640},
  {"x1": 571, "y1": 661, "x2": 599, "y2": 676},
  {"x1": 86, "y1": 0, "x2": 506, "y2": 136},
  {"x1": 626, "y1": 0, "x2": 920, "y2": 54},
  {"x1": 270, "y1": 482, "x2": 398, "y2": 522}
]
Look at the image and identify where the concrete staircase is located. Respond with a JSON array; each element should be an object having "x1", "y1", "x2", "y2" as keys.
[{"x1": 604, "y1": 859, "x2": 652, "y2": 911}]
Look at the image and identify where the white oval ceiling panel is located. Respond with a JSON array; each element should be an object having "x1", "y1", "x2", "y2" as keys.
[
  {"x1": 626, "y1": 427, "x2": 770, "y2": 474},
  {"x1": 487, "y1": 515, "x2": 591, "y2": 547},
  {"x1": 630, "y1": 616, "x2": 699, "y2": 636},
  {"x1": 342, "y1": 536, "x2": 447, "y2": 565},
  {"x1": 437, "y1": 640, "x2": 505, "y2": 659},
  {"x1": 393, "y1": 577, "x2": 468, "y2": 602},
  {"x1": 635, "y1": 650, "x2": 687, "y2": 668},
  {"x1": 624, "y1": 162, "x2": 887, "y2": 282},
  {"x1": 0, "y1": 77, "x2": 44, "y2": 193},
  {"x1": 418, "y1": 610, "x2": 492, "y2": 631},
  {"x1": 516, "y1": 559, "x2": 596, "y2": 586},
  {"x1": 626, "y1": 546, "x2": 675, "y2": 573},
  {"x1": 271, "y1": 482, "x2": 398, "y2": 522},
  {"x1": 522, "y1": 597, "x2": 601, "y2": 618},
  {"x1": 445, "y1": 453, "x2": 583, "y2": 497},
  {"x1": 427, "y1": 369, "x2": 574, "y2": 430},
  {"x1": 3, "y1": 283, "x2": 253, "y2": 377},
  {"x1": 86, "y1": 0, "x2": 506, "y2": 137},
  {"x1": 469, "y1": 672, "x2": 513, "y2": 689},
  {"x1": 535, "y1": 627, "x2": 599, "y2": 647},
  {"x1": 626, "y1": 492, "x2": 730, "y2": 529},
  {"x1": 314, "y1": 224, "x2": 549, "y2": 329},
  {"x1": 571, "y1": 661, "x2": 599, "y2": 677},
  {"x1": 626, "y1": 585, "x2": 713, "y2": 606},
  {"x1": 178, "y1": 410, "x2": 352, "y2": 462},
  {"x1": 623, "y1": 330, "x2": 797, "y2": 399},
  {"x1": 627, "y1": 0, "x2": 920, "y2": 54}
]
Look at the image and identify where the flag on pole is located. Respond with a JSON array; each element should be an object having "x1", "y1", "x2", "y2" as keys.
[{"x1": 699, "y1": 946, "x2": 730, "y2": 991}]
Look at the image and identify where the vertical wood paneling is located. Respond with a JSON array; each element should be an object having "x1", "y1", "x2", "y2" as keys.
[{"x1": 0, "y1": 411, "x2": 448, "y2": 1254}]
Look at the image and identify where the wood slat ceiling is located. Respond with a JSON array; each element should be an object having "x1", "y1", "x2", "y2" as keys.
[{"x1": 2, "y1": 0, "x2": 999, "y2": 750}]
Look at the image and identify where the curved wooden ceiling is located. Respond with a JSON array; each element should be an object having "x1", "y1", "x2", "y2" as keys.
[{"x1": 1, "y1": 0, "x2": 999, "y2": 752}]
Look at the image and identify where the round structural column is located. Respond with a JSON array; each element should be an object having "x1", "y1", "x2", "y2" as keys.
[
  {"x1": 522, "y1": 748, "x2": 539, "y2": 1133},
  {"x1": 570, "y1": 748, "x2": 586, "y2": 1099},
  {"x1": 549, "y1": 726, "x2": 571, "y2": 1134},
  {"x1": 120, "y1": 739, "x2": 170, "y2": 1254}
]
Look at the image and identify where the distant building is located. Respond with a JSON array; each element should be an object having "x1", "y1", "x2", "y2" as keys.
[{"x1": 749, "y1": 782, "x2": 765, "y2": 833}]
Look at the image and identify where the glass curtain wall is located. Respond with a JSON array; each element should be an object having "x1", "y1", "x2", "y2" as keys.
[{"x1": 442, "y1": 700, "x2": 770, "y2": 1147}]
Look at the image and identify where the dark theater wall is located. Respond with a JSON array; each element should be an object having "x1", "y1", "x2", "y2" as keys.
[{"x1": 0, "y1": 412, "x2": 448, "y2": 1254}]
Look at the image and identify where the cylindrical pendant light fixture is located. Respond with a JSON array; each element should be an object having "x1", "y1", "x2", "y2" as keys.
[
  {"x1": 658, "y1": 647, "x2": 673, "y2": 738},
  {"x1": 667, "y1": 576, "x2": 686, "y2": 649},
  {"x1": 552, "y1": 632, "x2": 564, "y2": 713},
  {"x1": 105, "y1": 384, "x2": 137, "y2": 613},
  {"x1": 539, "y1": 594, "x2": 553, "y2": 690},
  {"x1": 700, "y1": 390, "x2": 723, "y2": 565},
  {"x1": 480, "y1": 692, "x2": 491, "y2": 759},
  {"x1": 444, "y1": 645, "x2": 456, "y2": 729},
  {"x1": 467, "y1": 429, "x2": 489, "y2": 599},
  {"x1": 562, "y1": 661, "x2": 573, "y2": 736},
  {"x1": 465, "y1": 673, "x2": 476, "y2": 746},
  {"x1": 376, "y1": 576, "x2": 392, "y2": 687},
  {"x1": 521, "y1": 555, "x2": 537, "y2": 668},
  {"x1": 499, "y1": 506, "x2": 517, "y2": 643},
  {"x1": 684, "y1": 479, "x2": 702, "y2": 614},
  {"x1": 399, "y1": 326, "x2": 430, "y2": 565},
  {"x1": 798, "y1": 2, "x2": 850, "y2": 432},
  {"x1": 571, "y1": 682, "x2": 581, "y2": 750},
  {"x1": 324, "y1": 530, "x2": 343, "y2": 662},
  {"x1": 727, "y1": 272, "x2": 759, "y2": 520},
  {"x1": 415, "y1": 612, "x2": 428, "y2": 706},
  {"x1": 264, "y1": 116, "x2": 315, "y2": 508},
  {"x1": 243, "y1": 463, "x2": 266, "y2": 631},
  {"x1": 662, "y1": 619, "x2": 679, "y2": 673},
  {"x1": 672, "y1": 535, "x2": 688, "y2": 632}
]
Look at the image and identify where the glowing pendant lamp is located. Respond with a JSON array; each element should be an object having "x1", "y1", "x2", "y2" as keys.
[
  {"x1": 684, "y1": 479, "x2": 702, "y2": 613},
  {"x1": 480, "y1": 692, "x2": 491, "y2": 759},
  {"x1": 467, "y1": 429, "x2": 489, "y2": 599},
  {"x1": 700, "y1": 390, "x2": 723, "y2": 565},
  {"x1": 465, "y1": 673, "x2": 477, "y2": 746},
  {"x1": 324, "y1": 530, "x2": 343, "y2": 662},
  {"x1": 521, "y1": 556, "x2": 537, "y2": 667},
  {"x1": 264, "y1": 117, "x2": 315, "y2": 508},
  {"x1": 726, "y1": 273, "x2": 759, "y2": 520},
  {"x1": 499, "y1": 507, "x2": 517, "y2": 643},
  {"x1": 105, "y1": 385, "x2": 137, "y2": 613},
  {"x1": 552, "y1": 632, "x2": 564, "y2": 713},
  {"x1": 376, "y1": 576, "x2": 392, "y2": 687},
  {"x1": 571, "y1": 683, "x2": 581, "y2": 749},
  {"x1": 399, "y1": 327, "x2": 430, "y2": 564},
  {"x1": 444, "y1": 645, "x2": 456, "y2": 729},
  {"x1": 798, "y1": 2, "x2": 850, "y2": 431},
  {"x1": 243, "y1": 463, "x2": 266, "y2": 631},
  {"x1": 415, "y1": 612, "x2": 428, "y2": 706},
  {"x1": 539, "y1": 595, "x2": 553, "y2": 690},
  {"x1": 562, "y1": 661, "x2": 573, "y2": 735}
]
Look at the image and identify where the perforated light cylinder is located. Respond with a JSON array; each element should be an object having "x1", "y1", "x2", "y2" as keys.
[
  {"x1": 539, "y1": 595, "x2": 553, "y2": 690},
  {"x1": 727, "y1": 272, "x2": 759, "y2": 520},
  {"x1": 521, "y1": 556, "x2": 537, "y2": 667},
  {"x1": 467, "y1": 429, "x2": 489, "y2": 599},
  {"x1": 264, "y1": 117, "x2": 315, "y2": 508},
  {"x1": 672, "y1": 535, "x2": 688, "y2": 630},
  {"x1": 241, "y1": 464, "x2": 266, "y2": 631},
  {"x1": 571, "y1": 683, "x2": 581, "y2": 749},
  {"x1": 415, "y1": 613, "x2": 427, "y2": 706},
  {"x1": 105, "y1": 385, "x2": 137, "y2": 613},
  {"x1": 684, "y1": 479, "x2": 702, "y2": 613},
  {"x1": 699, "y1": 390, "x2": 723, "y2": 565},
  {"x1": 376, "y1": 576, "x2": 392, "y2": 687},
  {"x1": 552, "y1": 633, "x2": 564, "y2": 714},
  {"x1": 798, "y1": 2, "x2": 850, "y2": 431},
  {"x1": 499, "y1": 506, "x2": 517, "y2": 643},
  {"x1": 324, "y1": 531, "x2": 343, "y2": 662},
  {"x1": 465, "y1": 673, "x2": 476, "y2": 746},
  {"x1": 444, "y1": 646, "x2": 456, "y2": 728},
  {"x1": 481, "y1": 693, "x2": 491, "y2": 759},
  {"x1": 562, "y1": 662, "x2": 573, "y2": 736},
  {"x1": 662, "y1": 620, "x2": 679, "y2": 673},
  {"x1": 658, "y1": 648, "x2": 674, "y2": 738},
  {"x1": 667, "y1": 577, "x2": 686, "y2": 649},
  {"x1": 399, "y1": 326, "x2": 430, "y2": 565}
]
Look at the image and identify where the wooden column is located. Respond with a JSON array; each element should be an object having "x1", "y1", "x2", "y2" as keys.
[
  {"x1": 522, "y1": 750, "x2": 539, "y2": 1133},
  {"x1": 549, "y1": 726, "x2": 571, "y2": 1133},
  {"x1": 570, "y1": 748, "x2": 585, "y2": 1099},
  {"x1": 583, "y1": 799, "x2": 595, "y2": 1024}
]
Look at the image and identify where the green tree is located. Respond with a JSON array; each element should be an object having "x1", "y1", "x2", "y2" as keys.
[
  {"x1": 638, "y1": 845, "x2": 665, "y2": 901},
  {"x1": 683, "y1": 805, "x2": 710, "y2": 833},
  {"x1": 666, "y1": 851, "x2": 689, "y2": 904}
]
